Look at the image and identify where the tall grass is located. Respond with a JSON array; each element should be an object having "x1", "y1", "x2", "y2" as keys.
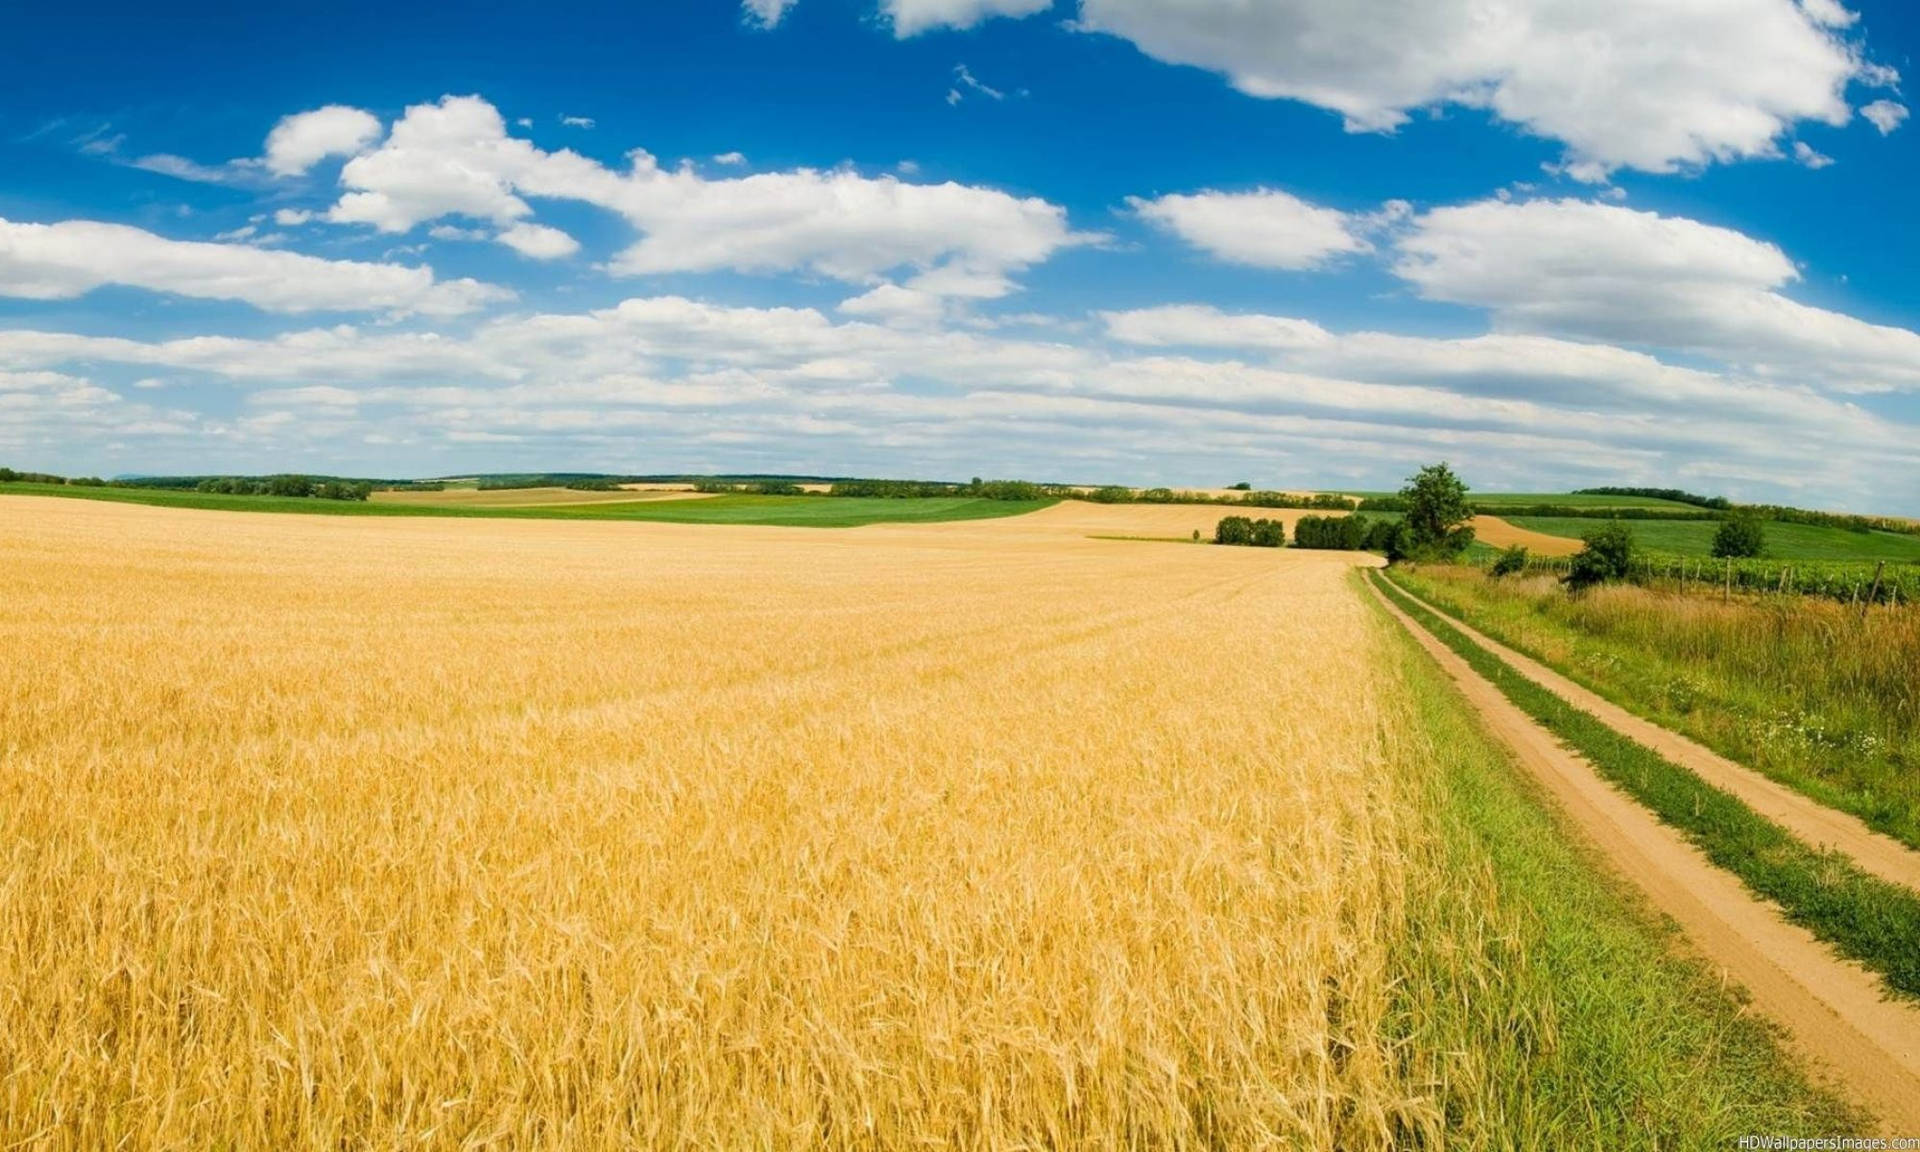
[
  {"x1": 0, "y1": 498, "x2": 1849, "y2": 1147},
  {"x1": 1393, "y1": 566, "x2": 1920, "y2": 850}
]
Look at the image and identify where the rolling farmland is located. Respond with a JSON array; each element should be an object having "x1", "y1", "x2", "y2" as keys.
[{"x1": 0, "y1": 494, "x2": 1862, "y2": 1147}]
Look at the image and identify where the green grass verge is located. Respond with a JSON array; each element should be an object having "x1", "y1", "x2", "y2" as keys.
[
  {"x1": 1508, "y1": 515, "x2": 1920, "y2": 562},
  {"x1": 0, "y1": 483, "x2": 1053, "y2": 528},
  {"x1": 1366, "y1": 577, "x2": 1857, "y2": 1139},
  {"x1": 1373, "y1": 569, "x2": 1920, "y2": 1001}
]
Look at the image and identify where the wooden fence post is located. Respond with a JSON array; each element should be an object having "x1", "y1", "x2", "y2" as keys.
[{"x1": 1864, "y1": 560, "x2": 1886, "y2": 618}]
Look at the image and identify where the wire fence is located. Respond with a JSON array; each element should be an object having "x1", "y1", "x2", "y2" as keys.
[{"x1": 1484, "y1": 552, "x2": 1918, "y2": 606}]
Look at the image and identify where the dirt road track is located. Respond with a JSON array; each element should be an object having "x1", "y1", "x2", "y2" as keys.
[
  {"x1": 1387, "y1": 579, "x2": 1920, "y2": 893},
  {"x1": 1364, "y1": 578, "x2": 1920, "y2": 1132}
]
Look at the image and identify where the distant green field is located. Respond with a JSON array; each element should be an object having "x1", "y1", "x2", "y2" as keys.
[
  {"x1": 1508, "y1": 515, "x2": 1920, "y2": 562},
  {"x1": 0, "y1": 483, "x2": 1053, "y2": 528}
]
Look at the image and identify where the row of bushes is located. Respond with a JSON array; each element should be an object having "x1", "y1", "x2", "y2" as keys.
[
  {"x1": 0, "y1": 468, "x2": 108, "y2": 486},
  {"x1": 194, "y1": 476, "x2": 373, "y2": 500},
  {"x1": 1571, "y1": 486, "x2": 1733, "y2": 510},
  {"x1": 1212, "y1": 516, "x2": 1287, "y2": 547},
  {"x1": 1212, "y1": 513, "x2": 1424, "y2": 557}
]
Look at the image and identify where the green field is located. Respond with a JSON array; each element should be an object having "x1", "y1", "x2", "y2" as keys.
[
  {"x1": 1507, "y1": 516, "x2": 1920, "y2": 562},
  {"x1": 0, "y1": 483, "x2": 1052, "y2": 528}
]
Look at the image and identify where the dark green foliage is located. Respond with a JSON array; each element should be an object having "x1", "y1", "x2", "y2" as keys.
[
  {"x1": 0, "y1": 468, "x2": 68, "y2": 484},
  {"x1": 1566, "y1": 521, "x2": 1636, "y2": 589},
  {"x1": 1213, "y1": 516, "x2": 1253, "y2": 546},
  {"x1": 1368, "y1": 519, "x2": 1412, "y2": 560},
  {"x1": 565, "y1": 478, "x2": 621, "y2": 491},
  {"x1": 1214, "y1": 516, "x2": 1285, "y2": 547},
  {"x1": 1400, "y1": 463, "x2": 1473, "y2": 554},
  {"x1": 968, "y1": 479, "x2": 1051, "y2": 501},
  {"x1": 1357, "y1": 496, "x2": 1409, "y2": 512},
  {"x1": 1294, "y1": 513, "x2": 1374, "y2": 550},
  {"x1": 1228, "y1": 481, "x2": 1252, "y2": 490},
  {"x1": 1374, "y1": 572, "x2": 1920, "y2": 1000},
  {"x1": 1712, "y1": 514, "x2": 1766, "y2": 559},
  {"x1": 66, "y1": 476, "x2": 107, "y2": 487},
  {"x1": 1574, "y1": 486, "x2": 1732, "y2": 510},
  {"x1": 191, "y1": 475, "x2": 369, "y2": 501},
  {"x1": 1490, "y1": 546, "x2": 1530, "y2": 577},
  {"x1": 1088, "y1": 485, "x2": 1134, "y2": 504},
  {"x1": 827, "y1": 479, "x2": 958, "y2": 498}
]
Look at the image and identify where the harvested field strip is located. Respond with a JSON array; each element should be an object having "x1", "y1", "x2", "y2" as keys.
[
  {"x1": 1383, "y1": 578, "x2": 1920, "y2": 892},
  {"x1": 1373, "y1": 570, "x2": 1920, "y2": 999}
]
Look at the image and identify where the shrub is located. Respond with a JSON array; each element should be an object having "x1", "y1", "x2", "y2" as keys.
[
  {"x1": 1566, "y1": 522, "x2": 1635, "y2": 590},
  {"x1": 1248, "y1": 518, "x2": 1286, "y2": 548},
  {"x1": 1711, "y1": 514, "x2": 1766, "y2": 559},
  {"x1": 1214, "y1": 516, "x2": 1254, "y2": 546},
  {"x1": 1089, "y1": 486, "x2": 1134, "y2": 504},
  {"x1": 1490, "y1": 546, "x2": 1530, "y2": 577},
  {"x1": 1228, "y1": 481, "x2": 1251, "y2": 490}
]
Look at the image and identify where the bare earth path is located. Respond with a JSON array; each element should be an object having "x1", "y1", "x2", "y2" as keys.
[
  {"x1": 1386, "y1": 577, "x2": 1920, "y2": 893},
  {"x1": 1365, "y1": 578, "x2": 1920, "y2": 1132}
]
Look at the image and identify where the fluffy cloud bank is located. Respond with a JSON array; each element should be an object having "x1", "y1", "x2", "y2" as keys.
[
  {"x1": 0, "y1": 217, "x2": 510, "y2": 316},
  {"x1": 5, "y1": 294, "x2": 1913, "y2": 505},
  {"x1": 305, "y1": 95, "x2": 1086, "y2": 310},
  {"x1": 775, "y1": 0, "x2": 1892, "y2": 181},
  {"x1": 1393, "y1": 198, "x2": 1920, "y2": 392}
]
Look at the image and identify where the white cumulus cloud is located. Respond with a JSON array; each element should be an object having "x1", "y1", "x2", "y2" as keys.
[
  {"x1": 319, "y1": 95, "x2": 1088, "y2": 306},
  {"x1": 1393, "y1": 198, "x2": 1920, "y2": 392},
  {"x1": 896, "y1": 0, "x2": 1888, "y2": 180},
  {"x1": 1130, "y1": 188, "x2": 1370, "y2": 270},
  {"x1": 496, "y1": 222, "x2": 581, "y2": 260},
  {"x1": 0, "y1": 217, "x2": 510, "y2": 317},
  {"x1": 264, "y1": 106, "x2": 385, "y2": 177},
  {"x1": 1862, "y1": 99, "x2": 1909, "y2": 134},
  {"x1": 885, "y1": 0, "x2": 1053, "y2": 36}
]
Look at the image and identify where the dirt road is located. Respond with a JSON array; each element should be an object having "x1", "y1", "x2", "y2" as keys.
[
  {"x1": 1365, "y1": 577, "x2": 1920, "y2": 1132},
  {"x1": 1387, "y1": 579, "x2": 1920, "y2": 892}
]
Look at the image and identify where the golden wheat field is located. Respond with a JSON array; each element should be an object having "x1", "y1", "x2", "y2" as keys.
[{"x1": 0, "y1": 495, "x2": 1836, "y2": 1148}]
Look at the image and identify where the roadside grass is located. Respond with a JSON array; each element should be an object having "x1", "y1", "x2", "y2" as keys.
[
  {"x1": 1507, "y1": 515, "x2": 1920, "y2": 562},
  {"x1": 1393, "y1": 566, "x2": 1920, "y2": 851},
  {"x1": 0, "y1": 482, "x2": 1052, "y2": 528},
  {"x1": 1365, "y1": 578, "x2": 1859, "y2": 1140},
  {"x1": 1374, "y1": 570, "x2": 1920, "y2": 1000}
]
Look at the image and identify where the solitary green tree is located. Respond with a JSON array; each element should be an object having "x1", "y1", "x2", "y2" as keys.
[
  {"x1": 1711, "y1": 513, "x2": 1766, "y2": 559},
  {"x1": 1400, "y1": 463, "x2": 1474, "y2": 555},
  {"x1": 1566, "y1": 521, "x2": 1636, "y2": 589}
]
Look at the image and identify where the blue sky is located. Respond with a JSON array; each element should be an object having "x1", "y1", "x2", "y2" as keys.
[{"x1": 2, "y1": 0, "x2": 1917, "y2": 509}]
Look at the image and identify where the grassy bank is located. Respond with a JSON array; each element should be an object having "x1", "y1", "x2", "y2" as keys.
[
  {"x1": 1507, "y1": 515, "x2": 1920, "y2": 562},
  {"x1": 1392, "y1": 565, "x2": 1920, "y2": 850},
  {"x1": 1362, "y1": 575, "x2": 1854, "y2": 1141},
  {"x1": 0, "y1": 482, "x2": 1052, "y2": 527},
  {"x1": 1374, "y1": 570, "x2": 1920, "y2": 1000}
]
